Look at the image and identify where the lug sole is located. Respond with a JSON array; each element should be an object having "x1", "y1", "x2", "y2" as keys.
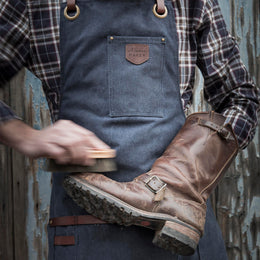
[{"x1": 63, "y1": 175, "x2": 200, "y2": 255}]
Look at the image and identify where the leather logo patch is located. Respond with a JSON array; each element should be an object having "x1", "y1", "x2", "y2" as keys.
[{"x1": 125, "y1": 44, "x2": 149, "y2": 65}]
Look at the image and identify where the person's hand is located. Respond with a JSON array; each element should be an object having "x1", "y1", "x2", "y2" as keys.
[{"x1": 0, "y1": 119, "x2": 111, "y2": 166}]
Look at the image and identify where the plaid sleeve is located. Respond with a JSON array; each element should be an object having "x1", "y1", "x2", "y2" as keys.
[
  {"x1": 0, "y1": 101, "x2": 21, "y2": 124},
  {"x1": 196, "y1": 0, "x2": 259, "y2": 149},
  {"x1": 0, "y1": 0, "x2": 30, "y2": 123}
]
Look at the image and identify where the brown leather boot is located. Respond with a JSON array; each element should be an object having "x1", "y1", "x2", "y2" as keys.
[{"x1": 63, "y1": 112, "x2": 238, "y2": 256}]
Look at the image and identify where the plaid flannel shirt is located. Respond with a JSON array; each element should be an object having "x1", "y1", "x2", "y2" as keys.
[{"x1": 0, "y1": 0, "x2": 258, "y2": 149}]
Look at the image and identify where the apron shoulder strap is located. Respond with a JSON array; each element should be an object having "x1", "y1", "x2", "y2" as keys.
[
  {"x1": 66, "y1": 0, "x2": 166, "y2": 15},
  {"x1": 67, "y1": 0, "x2": 76, "y2": 12},
  {"x1": 156, "y1": 0, "x2": 166, "y2": 14}
]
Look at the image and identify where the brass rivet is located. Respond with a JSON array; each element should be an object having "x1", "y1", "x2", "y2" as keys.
[
  {"x1": 49, "y1": 220, "x2": 53, "y2": 224},
  {"x1": 161, "y1": 38, "x2": 165, "y2": 42},
  {"x1": 110, "y1": 36, "x2": 114, "y2": 40}
]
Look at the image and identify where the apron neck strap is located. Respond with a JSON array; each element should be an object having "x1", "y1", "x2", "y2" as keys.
[
  {"x1": 66, "y1": 0, "x2": 166, "y2": 16},
  {"x1": 156, "y1": 0, "x2": 166, "y2": 15},
  {"x1": 67, "y1": 0, "x2": 76, "y2": 12}
]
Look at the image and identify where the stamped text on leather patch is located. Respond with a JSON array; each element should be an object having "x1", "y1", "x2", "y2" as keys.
[{"x1": 125, "y1": 44, "x2": 149, "y2": 65}]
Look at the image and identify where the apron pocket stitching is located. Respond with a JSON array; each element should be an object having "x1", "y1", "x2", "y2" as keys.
[{"x1": 108, "y1": 36, "x2": 166, "y2": 118}]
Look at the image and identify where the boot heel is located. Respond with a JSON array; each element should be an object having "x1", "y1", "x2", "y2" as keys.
[{"x1": 152, "y1": 220, "x2": 200, "y2": 256}]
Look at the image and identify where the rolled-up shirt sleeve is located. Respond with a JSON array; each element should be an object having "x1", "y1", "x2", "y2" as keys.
[
  {"x1": 196, "y1": 0, "x2": 259, "y2": 149},
  {"x1": 0, "y1": 0, "x2": 30, "y2": 123}
]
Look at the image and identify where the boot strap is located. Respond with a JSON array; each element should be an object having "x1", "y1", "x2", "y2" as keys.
[{"x1": 198, "y1": 119, "x2": 234, "y2": 141}]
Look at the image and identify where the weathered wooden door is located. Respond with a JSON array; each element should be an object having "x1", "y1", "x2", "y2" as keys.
[{"x1": 0, "y1": 0, "x2": 259, "y2": 259}]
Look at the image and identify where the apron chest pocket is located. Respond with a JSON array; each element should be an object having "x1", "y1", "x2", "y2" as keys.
[{"x1": 107, "y1": 36, "x2": 166, "y2": 117}]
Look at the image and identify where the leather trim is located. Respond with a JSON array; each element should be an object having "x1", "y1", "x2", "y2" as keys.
[
  {"x1": 54, "y1": 236, "x2": 75, "y2": 246},
  {"x1": 49, "y1": 215, "x2": 107, "y2": 226},
  {"x1": 125, "y1": 44, "x2": 149, "y2": 65},
  {"x1": 156, "y1": 0, "x2": 165, "y2": 14},
  {"x1": 67, "y1": 0, "x2": 76, "y2": 12},
  {"x1": 198, "y1": 119, "x2": 234, "y2": 141}
]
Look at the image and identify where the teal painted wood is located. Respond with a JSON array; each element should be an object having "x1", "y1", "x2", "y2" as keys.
[
  {"x1": 216, "y1": 1, "x2": 260, "y2": 259},
  {"x1": 24, "y1": 71, "x2": 52, "y2": 260}
]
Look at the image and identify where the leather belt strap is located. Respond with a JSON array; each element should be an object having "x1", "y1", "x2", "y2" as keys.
[
  {"x1": 67, "y1": 0, "x2": 76, "y2": 12},
  {"x1": 67, "y1": 0, "x2": 166, "y2": 15},
  {"x1": 54, "y1": 236, "x2": 75, "y2": 246},
  {"x1": 156, "y1": 0, "x2": 165, "y2": 14},
  {"x1": 198, "y1": 119, "x2": 234, "y2": 141},
  {"x1": 49, "y1": 215, "x2": 107, "y2": 226}
]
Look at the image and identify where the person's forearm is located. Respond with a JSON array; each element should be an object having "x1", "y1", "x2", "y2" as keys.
[
  {"x1": 0, "y1": 119, "x2": 38, "y2": 152},
  {"x1": 0, "y1": 119, "x2": 113, "y2": 166},
  {"x1": 196, "y1": 0, "x2": 259, "y2": 149}
]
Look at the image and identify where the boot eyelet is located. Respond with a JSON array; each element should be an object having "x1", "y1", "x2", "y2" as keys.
[
  {"x1": 153, "y1": 4, "x2": 168, "y2": 19},
  {"x1": 64, "y1": 5, "x2": 80, "y2": 21}
]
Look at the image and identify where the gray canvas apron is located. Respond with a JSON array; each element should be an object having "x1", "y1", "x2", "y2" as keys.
[{"x1": 48, "y1": 0, "x2": 228, "y2": 259}]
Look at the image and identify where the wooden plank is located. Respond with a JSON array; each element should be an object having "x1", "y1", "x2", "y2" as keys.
[
  {"x1": 23, "y1": 71, "x2": 51, "y2": 260},
  {"x1": 215, "y1": 1, "x2": 260, "y2": 259},
  {"x1": 0, "y1": 80, "x2": 14, "y2": 260},
  {"x1": 9, "y1": 70, "x2": 29, "y2": 260}
]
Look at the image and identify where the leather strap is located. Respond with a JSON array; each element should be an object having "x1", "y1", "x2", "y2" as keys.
[
  {"x1": 68, "y1": 0, "x2": 165, "y2": 15},
  {"x1": 54, "y1": 236, "x2": 75, "y2": 246},
  {"x1": 49, "y1": 215, "x2": 107, "y2": 226},
  {"x1": 67, "y1": 0, "x2": 76, "y2": 12},
  {"x1": 198, "y1": 119, "x2": 234, "y2": 141},
  {"x1": 156, "y1": 0, "x2": 165, "y2": 14}
]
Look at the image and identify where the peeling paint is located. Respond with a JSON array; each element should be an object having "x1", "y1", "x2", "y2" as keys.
[
  {"x1": 209, "y1": 1, "x2": 260, "y2": 259},
  {"x1": 242, "y1": 196, "x2": 260, "y2": 259},
  {"x1": 24, "y1": 70, "x2": 52, "y2": 260},
  {"x1": 246, "y1": 28, "x2": 255, "y2": 78},
  {"x1": 239, "y1": 7, "x2": 244, "y2": 30}
]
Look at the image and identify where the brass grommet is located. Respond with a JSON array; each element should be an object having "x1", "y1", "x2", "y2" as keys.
[
  {"x1": 152, "y1": 4, "x2": 168, "y2": 19},
  {"x1": 64, "y1": 5, "x2": 80, "y2": 21}
]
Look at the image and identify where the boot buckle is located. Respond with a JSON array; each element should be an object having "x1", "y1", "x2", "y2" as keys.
[
  {"x1": 217, "y1": 126, "x2": 231, "y2": 140},
  {"x1": 144, "y1": 176, "x2": 167, "y2": 194}
]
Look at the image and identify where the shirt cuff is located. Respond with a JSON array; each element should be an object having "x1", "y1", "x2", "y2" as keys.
[
  {"x1": 223, "y1": 108, "x2": 258, "y2": 149},
  {"x1": 0, "y1": 101, "x2": 21, "y2": 124}
]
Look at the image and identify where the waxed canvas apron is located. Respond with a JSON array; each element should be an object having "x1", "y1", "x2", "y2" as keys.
[{"x1": 48, "y1": 0, "x2": 228, "y2": 259}]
